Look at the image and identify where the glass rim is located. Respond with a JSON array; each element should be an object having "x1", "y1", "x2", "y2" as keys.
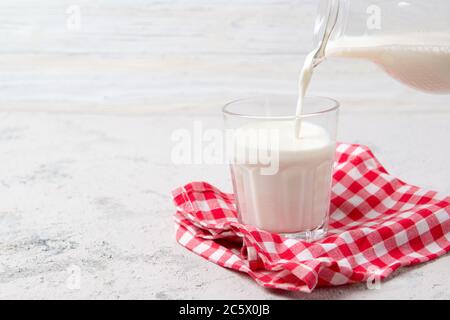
[{"x1": 222, "y1": 95, "x2": 340, "y2": 120}]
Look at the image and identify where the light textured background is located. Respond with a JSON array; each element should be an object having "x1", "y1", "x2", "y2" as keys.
[{"x1": 0, "y1": 0, "x2": 449, "y2": 299}]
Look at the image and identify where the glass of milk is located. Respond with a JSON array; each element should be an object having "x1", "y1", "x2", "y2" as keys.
[{"x1": 223, "y1": 95, "x2": 339, "y2": 241}]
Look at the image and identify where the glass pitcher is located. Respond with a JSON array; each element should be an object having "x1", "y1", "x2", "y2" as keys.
[{"x1": 312, "y1": 0, "x2": 450, "y2": 93}]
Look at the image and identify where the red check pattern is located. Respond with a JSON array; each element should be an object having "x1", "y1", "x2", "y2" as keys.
[{"x1": 173, "y1": 143, "x2": 450, "y2": 292}]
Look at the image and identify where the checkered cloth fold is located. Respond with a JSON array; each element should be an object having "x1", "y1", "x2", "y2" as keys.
[{"x1": 172, "y1": 143, "x2": 450, "y2": 292}]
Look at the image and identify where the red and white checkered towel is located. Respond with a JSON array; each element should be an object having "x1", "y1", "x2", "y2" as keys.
[{"x1": 172, "y1": 143, "x2": 450, "y2": 292}]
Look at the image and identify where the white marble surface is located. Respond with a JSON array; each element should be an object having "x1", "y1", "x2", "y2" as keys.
[{"x1": 0, "y1": 0, "x2": 449, "y2": 299}]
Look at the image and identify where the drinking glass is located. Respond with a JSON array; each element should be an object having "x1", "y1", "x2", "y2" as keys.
[{"x1": 223, "y1": 95, "x2": 339, "y2": 241}]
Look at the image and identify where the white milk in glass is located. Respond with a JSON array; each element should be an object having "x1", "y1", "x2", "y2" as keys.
[{"x1": 231, "y1": 120, "x2": 335, "y2": 234}]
